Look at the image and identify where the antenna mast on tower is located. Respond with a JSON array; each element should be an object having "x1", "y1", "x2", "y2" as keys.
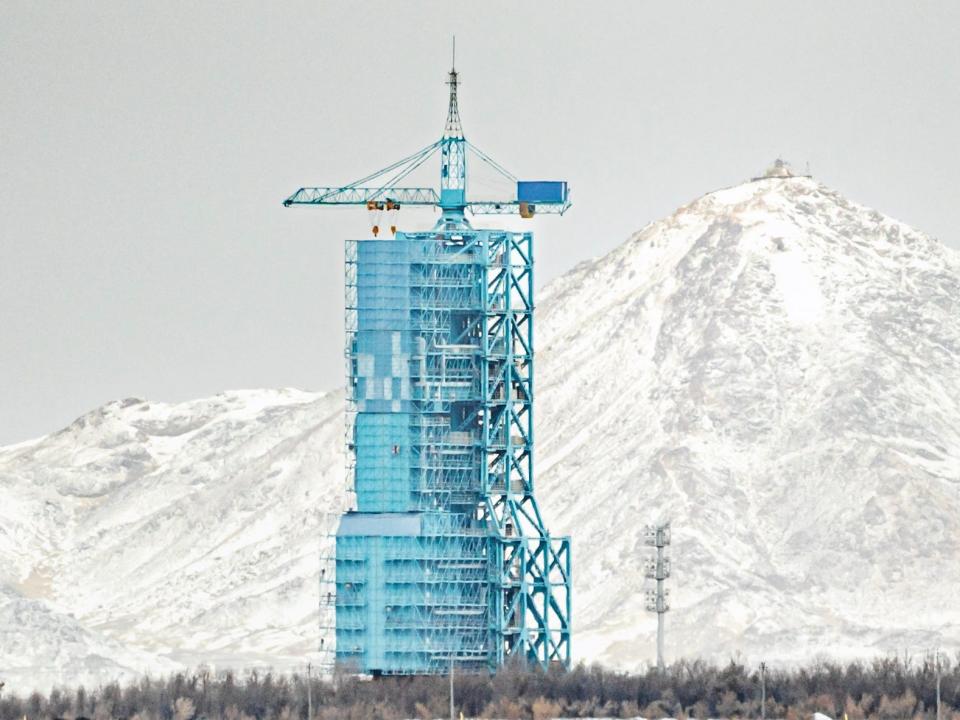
[{"x1": 644, "y1": 522, "x2": 672, "y2": 672}]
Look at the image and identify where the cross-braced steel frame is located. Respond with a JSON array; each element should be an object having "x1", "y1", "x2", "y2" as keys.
[{"x1": 331, "y1": 227, "x2": 569, "y2": 675}]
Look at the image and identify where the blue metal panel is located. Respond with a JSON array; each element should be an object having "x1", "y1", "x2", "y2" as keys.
[
  {"x1": 440, "y1": 188, "x2": 466, "y2": 207},
  {"x1": 338, "y1": 512, "x2": 422, "y2": 536},
  {"x1": 517, "y1": 181, "x2": 567, "y2": 204},
  {"x1": 352, "y1": 415, "x2": 413, "y2": 512}
]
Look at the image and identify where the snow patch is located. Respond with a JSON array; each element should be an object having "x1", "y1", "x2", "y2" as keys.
[{"x1": 768, "y1": 249, "x2": 825, "y2": 325}]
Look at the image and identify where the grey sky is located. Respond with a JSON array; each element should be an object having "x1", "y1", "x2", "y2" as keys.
[{"x1": 1, "y1": 2, "x2": 958, "y2": 445}]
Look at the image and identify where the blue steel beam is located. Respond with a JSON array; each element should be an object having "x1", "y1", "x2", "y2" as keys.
[
  {"x1": 468, "y1": 200, "x2": 572, "y2": 215},
  {"x1": 284, "y1": 186, "x2": 439, "y2": 206}
]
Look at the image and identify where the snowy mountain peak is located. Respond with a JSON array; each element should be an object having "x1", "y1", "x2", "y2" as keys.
[{"x1": 536, "y1": 175, "x2": 960, "y2": 667}]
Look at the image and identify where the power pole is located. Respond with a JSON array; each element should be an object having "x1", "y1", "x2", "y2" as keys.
[
  {"x1": 449, "y1": 654, "x2": 455, "y2": 720},
  {"x1": 760, "y1": 662, "x2": 767, "y2": 720},
  {"x1": 307, "y1": 662, "x2": 313, "y2": 720},
  {"x1": 644, "y1": 522, "x2": 671, "y2": 672},
  {"x1": 935, "y1": 651, "x2": 942, "y2": 720}
]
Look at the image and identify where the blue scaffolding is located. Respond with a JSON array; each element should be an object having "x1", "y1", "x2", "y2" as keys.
[{"x1": 287, "y1": 55, "x2": 571, "y2": 675}]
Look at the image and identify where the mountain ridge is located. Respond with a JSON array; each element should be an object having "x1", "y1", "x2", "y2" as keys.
[{"x1": 2, "y1": 172, "x2": 958, "y2": 692}]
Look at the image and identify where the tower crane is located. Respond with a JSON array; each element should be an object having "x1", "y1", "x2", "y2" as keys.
[
  {"x1": 283, "y1": 50, "x2": 571, "y2": 234},
  {"x1": 286, "y1": 48, "x2": 573, "y2": 675}
]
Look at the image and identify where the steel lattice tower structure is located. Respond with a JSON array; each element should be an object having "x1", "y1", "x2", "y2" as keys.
[
  {"x1": 286, "y1": 54, "x2": 571, "y2": 675},
  {"x1": 644, "y1": 522, "x2": 671, "y2": 671}
]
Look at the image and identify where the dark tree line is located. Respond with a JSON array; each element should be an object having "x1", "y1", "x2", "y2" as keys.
[{"x1": 1, "y1": 653, "x2": 958, "y2": 720}]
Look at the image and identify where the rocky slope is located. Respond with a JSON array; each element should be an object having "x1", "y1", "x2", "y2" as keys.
[
  {"x1": 0, "y1": 389, "x2": 348, "y2": 689},
  {"x1": 535, "y1": 169, "x2": 960, "y2": 665}
]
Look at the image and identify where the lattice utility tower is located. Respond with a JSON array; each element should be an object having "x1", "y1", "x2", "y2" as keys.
[
  {"x1": 644, "y1": 522, "x2": 671, "y2": 671},
  {"x1": 285, "y1": 51, "x2": 572, "y2": 675}
]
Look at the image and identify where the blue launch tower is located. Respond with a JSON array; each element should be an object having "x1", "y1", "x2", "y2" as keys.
[{"x1": 285, "y1": 57, "x2": 571, "y2": 675}]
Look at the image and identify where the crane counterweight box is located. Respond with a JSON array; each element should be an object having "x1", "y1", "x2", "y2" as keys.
[{"x1": 517, "y1": 181, "x2": 568, "y2": 204}]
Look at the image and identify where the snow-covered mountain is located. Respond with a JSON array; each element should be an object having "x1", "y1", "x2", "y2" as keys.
[
  {"x1": 535, "y1": 167, "x2": 960, "y2": 666},
  {"x1": 3, "y1": 168, "x2": 959, "y2": 692},
  {"x1": 0, "y1": 389, "x2": 348, "y2": 690}
]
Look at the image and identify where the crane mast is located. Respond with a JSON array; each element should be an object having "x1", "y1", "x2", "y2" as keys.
[{"x1": 439, "y1": 61, "x2": 467, "y2": 224}]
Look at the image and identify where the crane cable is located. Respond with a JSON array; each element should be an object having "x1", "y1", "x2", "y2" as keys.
[
  {"x1": 466, "y1": 141, "x2": 517, "y2": 181},
  {"x1": 341, "y1": 140, "x2": 442, "y2": 198},
  {"x1": 354, "y1": 142, "x2": 441, "y2": 236},
  {"x1": 372, "y1": 143, "x2": 441, "y2": 236}
]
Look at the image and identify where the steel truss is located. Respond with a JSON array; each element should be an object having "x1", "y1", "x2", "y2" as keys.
[{"x1": 334, "y1": 228, "x2": 570, "y2": 675}]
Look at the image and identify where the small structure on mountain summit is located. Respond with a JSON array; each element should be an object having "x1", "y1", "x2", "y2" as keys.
[{"x1": 752, "y1": 158, "x2": 813, "y2": 181}]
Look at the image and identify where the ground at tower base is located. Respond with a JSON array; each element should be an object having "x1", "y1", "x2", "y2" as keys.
[{"x1": 2, "y1": 655, "x2": 957, "y2": 720}]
